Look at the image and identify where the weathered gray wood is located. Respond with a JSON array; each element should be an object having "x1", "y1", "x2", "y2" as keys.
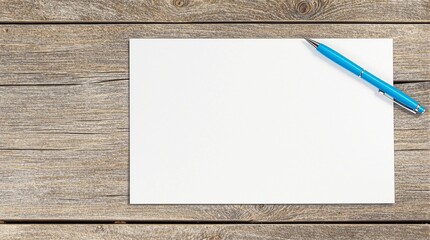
[
  {"x1": 0, "y1": 82, "x2": 428, "y2": 150},
  {"x1": 0, "y1": 24, "x2": 429, "y2": 221},
  {"x1": 2, "y1": 146, "x2": 428, "y2": 221},
  {"x1": 0, "y1": 0, "x2": 429, "y2": 22},
  {"x1": 0, "y1": 24, "x2": 429, "y2": 83},
  {"x1": 1, "y1": 224, "x2": 429, "y2": 239}
]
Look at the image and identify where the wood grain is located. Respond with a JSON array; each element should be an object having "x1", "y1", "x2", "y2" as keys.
[
  {"x1": 0, "y1": 0, "x2": 429, "y2": 22},
  {"x1": 0, "y1": 24, "x2": 429, "y2": 221},
  {"x1": 0, "y1": 142, "x2": 428, "y2": 221},
  {"x1": 0, "y1": 24, "x2": 429, "y2": 84},
  {"x1": 1, "y1": 224, "x2": 429, "y2": 239}
]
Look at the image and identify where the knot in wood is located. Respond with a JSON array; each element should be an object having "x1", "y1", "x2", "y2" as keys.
[
  {"x1": 173, "y1": 0, "x2": 187, "y2": 7},
  {"x1": 293, "y1": 0, "x2": 324, "y2": 19},
  {"x1": 95, "y1": 225, "x2": 104, "y2": 232},
  {"x1": 297, "y1": 1, "x2": 311, "y2": 14}
]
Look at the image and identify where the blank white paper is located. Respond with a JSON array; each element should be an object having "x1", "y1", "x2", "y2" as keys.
[{"x1": 130, "y1": 39, "x2": 394, "y2": 204}]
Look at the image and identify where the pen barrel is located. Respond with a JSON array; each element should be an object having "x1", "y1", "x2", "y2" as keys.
[
  {"x1": 361, "y1": 71, "x2": 419, "y2": 111},
  {"x1": 317, "y1": 43, "x2": 364, "y2": 76},
  {"x1": 315, "y1": 41, "x2": 425, "y2": 114}
]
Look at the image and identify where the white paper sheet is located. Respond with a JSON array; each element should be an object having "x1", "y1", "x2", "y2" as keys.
[{"x1": 130, "y1": 39, "x2": 394, "y2": 204}]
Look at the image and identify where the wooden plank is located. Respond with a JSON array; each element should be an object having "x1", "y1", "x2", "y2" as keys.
[
  {"x1": 0, "y1": 24, "x2": 429, "y2": 221},
  {"x1": 0, "y1": 143, "x2": 428, "y2": 221},
  {"x1": 1, "y1": 224, "x2": 429, "y2": 239},
  {"x1": 0, "y1": 0, "x2": 429, "y2": 22},
  {"x1": 0, "y1": 24, "x2": 429, "y2": 84},
  {"x1": 0, "y1": 82, "x2": 428, "y2": 150}
]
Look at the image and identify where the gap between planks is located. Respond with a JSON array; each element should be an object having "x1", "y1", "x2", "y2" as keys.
[
  {"x1": 0, "y1": 21, "x2": 430, "y2": 25},
  {"x1": 1, "y1": 220, "x2": 430, "y2": 225}
]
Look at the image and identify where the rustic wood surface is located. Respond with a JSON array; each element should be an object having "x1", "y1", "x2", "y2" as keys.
[
  {"x1": 0, "y1": 0, "x2": 429, "y2": 22},
  {"x1": 0, "y1": 25, "x2": 429, "y2": 223},
  {"x1": 0, "y1": 24, "x2": 429, "y2": 84},
  {"x1": 1, "y1": 224, "x2": 429, "y2": 240},
  {"x1": 0, "y1": 0, "x2": 429, "y2": 238}
]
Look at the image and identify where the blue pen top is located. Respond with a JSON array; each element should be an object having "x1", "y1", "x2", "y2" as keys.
[{"x1": 305, "y1": 38, "x2": 425, "y2": 114}]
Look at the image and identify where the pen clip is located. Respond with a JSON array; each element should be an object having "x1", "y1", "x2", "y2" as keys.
[{"x1": 378, "y1": 90, "x2": 417, "y2": 114}]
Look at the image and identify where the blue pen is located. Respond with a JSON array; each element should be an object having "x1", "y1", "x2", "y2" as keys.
[{"x1": 305, "y1": 38, "x2": 425, "y2": 114}]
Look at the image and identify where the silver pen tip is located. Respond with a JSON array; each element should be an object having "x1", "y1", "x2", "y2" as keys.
[{"x1": 304, "y1": 38, "x2": 319, "y2": 48}]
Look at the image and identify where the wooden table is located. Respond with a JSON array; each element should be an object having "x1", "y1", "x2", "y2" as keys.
[{"x1": 0, "y1": 1, "x2": 429, "y2": 239}]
